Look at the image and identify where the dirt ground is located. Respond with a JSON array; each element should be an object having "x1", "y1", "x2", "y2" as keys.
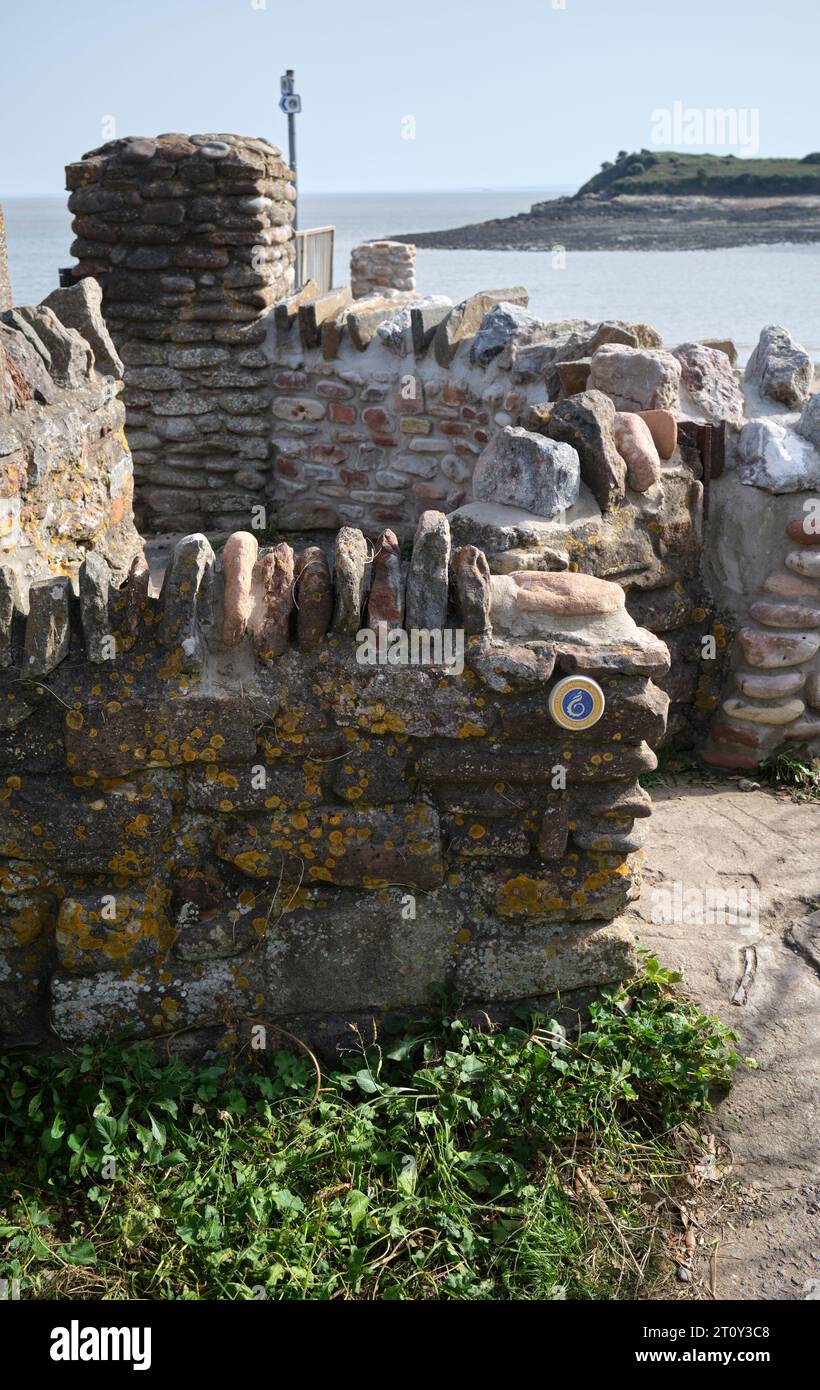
[{"x1": 622, "y1": 778, "x2": 820, "y2": 1302}]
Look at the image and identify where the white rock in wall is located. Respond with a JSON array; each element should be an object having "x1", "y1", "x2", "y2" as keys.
[
  {"x1": 737, "y1": 418, "x2": 820, "y2": 493},
  {"x1": 795, "y1": 393, "x2": 820, "y2": 452}
]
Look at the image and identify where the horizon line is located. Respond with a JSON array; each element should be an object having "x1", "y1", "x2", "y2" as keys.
[{"x1": 1, "y1": 184, "x2": 573, "y2": 201}]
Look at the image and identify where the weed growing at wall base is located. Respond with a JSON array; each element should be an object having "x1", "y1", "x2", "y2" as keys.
[{"x1": 0, "y1": 957, "x2": 746, "y2": 1301}]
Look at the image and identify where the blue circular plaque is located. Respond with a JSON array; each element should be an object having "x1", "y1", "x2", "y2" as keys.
[{"x1": 548, "y1": 676, "x2": 606, "y2": 731}]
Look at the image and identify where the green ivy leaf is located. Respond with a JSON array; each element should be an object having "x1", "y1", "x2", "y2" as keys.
[
  {"x1": 347, "y1": 1190, "x2": 369, "y2": 1230},
  {"x1": 58, "y1": 1239, "x2": 97, "y2": 1266}
]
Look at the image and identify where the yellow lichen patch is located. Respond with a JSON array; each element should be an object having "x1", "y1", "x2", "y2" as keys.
[
  {"x1": 236, "y1": 850, "x2": 268, "y2": 876},
  {"x1": 496, "y1": 875, "x2": 542, "y2": 917},
  {"x1": 125, "y1": 813, "x2": 150, "y2": 836}
]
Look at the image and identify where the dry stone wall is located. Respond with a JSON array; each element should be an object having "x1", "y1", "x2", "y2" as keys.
[
  {"x1": 0, "y1": 511, "x2": 671, "y2": 1052},
  {"x1": 66, "y1": 134, "x2": 296, "y2": 536},
  {"x1": 0, "y1": 278, "x2": 141, "y2": 594},
  {"x1": 58, "y1": 138, "x2": 720, "y2": 760},
  {"x1": 58, "y1": 146, "x2": 730, "y2": 756},
  {"x1": 702, "y1": 342, "x2": 820, "y2": 767},
  {"x1": 5, "y1": 143, "x2": 813, "y2": 1055},
  {"x1": 269, "y1": 300, "x2": 724, "y2": 750}
]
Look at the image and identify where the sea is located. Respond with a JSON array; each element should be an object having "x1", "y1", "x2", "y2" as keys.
[{"x1": 3, "y1": 189, "x2": 819, "y2": 365}]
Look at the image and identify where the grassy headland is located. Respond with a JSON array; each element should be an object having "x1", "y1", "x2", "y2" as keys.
[{"x1": 575, "y1": 150, "x2": 820, "y2": 199}]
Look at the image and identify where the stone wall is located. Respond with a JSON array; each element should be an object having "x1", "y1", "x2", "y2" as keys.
[
  {"x1": 269, "y1": 299, "x2": 725, "y2": 749},
  {"x1": 59, "y1": 141, "x2": 720, "y2": 759},
  {"x1": 0, "y1": 511, "x2": 671, "y2": 1051},
  {"x1": 58, "y1": 149, "x2": 730, "y2": 756},
  {"x1": 66, "y1": 134, "x2": 296, "y2": 535},
  {"x1": 0, "y1": 205, "x2": 11, "y2": 313},
  {"x1": 350, "y1": 240, "x2": 416, "y2": 299},
  {"x1": 0, "y1": 278, "x2": 141, "y2": 595},
  {"x1": 702, "y1": 329, "x2": 820, "y2": 767}
]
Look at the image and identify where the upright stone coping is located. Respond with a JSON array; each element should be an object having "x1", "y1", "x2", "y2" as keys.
[
  {"x1": 0, "y1": 519, "x2": 672, "y2": 1052},
  {"x1": 65, "y1": 134, "x2": 296, "y2": 535}
]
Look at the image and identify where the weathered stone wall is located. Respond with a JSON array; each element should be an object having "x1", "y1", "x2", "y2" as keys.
[
  {"x1": 0, "y1": 278, "x2": 141, "y2": 594},
  {"x1": 0, "y1": 205, "x2": 11, "y2": 313},
  {"x1": 269, "y1": 301, "x2": 724, "y2": 749},
  {"x1": 57, "y1": 151, "x2": 721, "y2": 756},
  {"x1": 269, "y1": 339, "x2": 503, "y2": 532},
  {"x1": 701, "y1": 333, "x2": 820, "y2": 767},
  {"x1": 58, "y1": 146, "x2": 727, "y2": 755},
  {"x1": 0, "y1": 513, "x2": 671, "y2": 1051},
  {"x1": 350, "y1": 240, "x2": 416, "y2": 299},
  {"x1": 66, "y1": 134, "x2": 296, "y2": 535}
]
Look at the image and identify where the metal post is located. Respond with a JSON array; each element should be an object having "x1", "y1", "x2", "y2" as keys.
[
  {"x1": 280, "y1": 68, "x2": 300, "y2": 232},
  {"x1": 287, "y1": 69, "x2": 297, "y2": 231}
]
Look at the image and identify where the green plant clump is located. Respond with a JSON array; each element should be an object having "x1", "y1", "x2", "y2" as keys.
[
  {"x1": 0, "y1": 957, "x2": 743, "y2": 1301},
  {"x1": 760, "y1": 747, "x2": 820, "y2": 802}
]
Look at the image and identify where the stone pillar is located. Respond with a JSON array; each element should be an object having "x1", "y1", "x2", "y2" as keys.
[
  {"x1": 350, "y1": 240, "x2": 415, "y2": 299},
  {"x1": 66, "y1": 134, "x2": 296, "y2": 534},
  {"x1": 0, "y1": 205, "x2": 11, "y2": 312}
]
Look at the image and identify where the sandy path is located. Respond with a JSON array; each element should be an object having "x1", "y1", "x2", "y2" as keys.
[{"x1": 623, "y1": 781, "x2": 820, "y2": 1301}]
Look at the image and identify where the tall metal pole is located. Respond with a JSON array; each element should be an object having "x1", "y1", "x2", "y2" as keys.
[{"x1": 287, "y1": 68, "x2": 297, "y2": 231}]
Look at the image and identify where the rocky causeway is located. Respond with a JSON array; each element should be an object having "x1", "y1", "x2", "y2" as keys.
[{"x1": 392, "y1": 192, "x2": 820, "y2": 253}]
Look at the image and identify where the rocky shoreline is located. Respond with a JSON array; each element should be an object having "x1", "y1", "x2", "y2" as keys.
[{"x1": 391, "y1": 194, "x2": 820, "y2": 253}]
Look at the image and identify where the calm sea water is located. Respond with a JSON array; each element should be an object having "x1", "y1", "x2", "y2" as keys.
[{"x1": 3, "y1": 190, "x2": 819, "y2": 364}]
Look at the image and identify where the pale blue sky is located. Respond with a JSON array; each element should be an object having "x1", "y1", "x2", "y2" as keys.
[{"x1": 1, "y1": 0, "x2": 817, "y2": 195}]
